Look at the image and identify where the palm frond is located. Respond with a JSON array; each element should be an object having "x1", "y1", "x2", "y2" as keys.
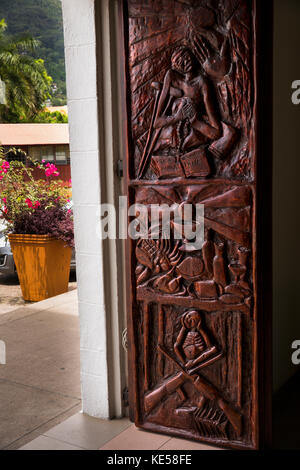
[{"x1": 0, "y1": 21, "x2": 51, "y2": 122}]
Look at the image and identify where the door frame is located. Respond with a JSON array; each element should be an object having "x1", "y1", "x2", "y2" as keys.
[{"x1": 118, "y1": 0, "x2": 273, "y2": 449}]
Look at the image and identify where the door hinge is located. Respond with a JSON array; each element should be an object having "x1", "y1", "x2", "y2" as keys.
[
  {"x1": 122, "y1": 387, "x2": 129, "y2": 407},
  {"x1": 121, "y1": 327, "x2": 128, "y2": 351},
  {"x1": 116, "y1": 160, "x2": 123, "y2": 178}
]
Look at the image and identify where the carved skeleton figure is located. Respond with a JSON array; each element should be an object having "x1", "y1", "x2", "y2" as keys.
[{"x1": 174, "y1": 310, "x2": 215, "y2": 370}]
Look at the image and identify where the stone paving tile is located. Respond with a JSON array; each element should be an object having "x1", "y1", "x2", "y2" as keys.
[
  {"x1": 99, "y1": 424, "x2": 171, "y2": 450},
  {"x1": 0, "y1": 306, "x2": 38, "y2": 326},
  {"x1": 159, "y1": 437, "x2": 222, "y2": 450},
  {"x1": 45, "y1": 413, "x2": 132, "y2": 450},
  {"x1": 20, "y1": 435, "x2": 84, "y2": 451},
  {"x1": 0, "y1": 308, "x2": 80, "y2": 398},
  {"x1": 0, "y1": 380, "x2": 80, "y2": 449},
  {"x1": 4, "y1": 402, "x2": 82, "y2": 450}
]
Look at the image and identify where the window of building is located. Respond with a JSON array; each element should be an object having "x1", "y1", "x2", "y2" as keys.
[
  {"x1": 55, "y1": 145, "x2": 69, "y2": 164},
  {"x1": 41, "y1": 146, "x2": 55, "y2": 162},
  {"x1": 28, "y1": 145, "x2": 55, "y2": 162},
  {"x1": 28, "y1": 146, "x2": 41, "y2": 161},
  {"x1": 28, "y1": 145, "x2": 69, "y2": 165}
]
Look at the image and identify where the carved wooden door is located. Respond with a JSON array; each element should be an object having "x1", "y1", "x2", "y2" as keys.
[{"x1": 122, "y1": 0, "x2": 272, "y2": 450}]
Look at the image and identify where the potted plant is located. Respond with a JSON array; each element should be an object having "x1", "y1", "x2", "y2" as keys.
[{"x1": 0, "y1": 149, "x2": 74, "y2": 301}]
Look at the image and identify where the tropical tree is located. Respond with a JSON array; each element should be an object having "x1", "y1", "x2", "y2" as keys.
[{"x1": 0, "y1": 19, "x2": 52, "y2": 122}]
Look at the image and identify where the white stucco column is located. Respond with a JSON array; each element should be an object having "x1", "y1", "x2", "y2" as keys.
[{"x1": 62, "y1": 0, "x2": 126, "y2": 418}]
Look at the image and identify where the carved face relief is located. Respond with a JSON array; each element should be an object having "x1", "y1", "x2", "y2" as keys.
[
  {"x1": 171, "y1": 47, "x2": 194, "y2": 74},
  {"x1": 183, "y1": 310, "x2": 202, "y2": 329}
]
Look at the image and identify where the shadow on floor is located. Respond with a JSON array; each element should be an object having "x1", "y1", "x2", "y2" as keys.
[
  {"x1": 273, "y1": 370, "x2": 300, "y2": 449},
  {"x1": 0, "y1": 273, "x2": 19, "y2": 285}
]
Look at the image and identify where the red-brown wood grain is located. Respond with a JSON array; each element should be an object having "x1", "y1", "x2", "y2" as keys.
[{"x1": 120, "y1": 0, "x2": 273, "y2": 450}]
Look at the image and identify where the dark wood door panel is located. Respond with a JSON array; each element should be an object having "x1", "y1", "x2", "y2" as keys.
[
  {"x1": 134, "y1": 302, "x2": 252, "y2": 446},
  {"x1": 128, "y1": 182, "x2": 253, "y2": 448},
  {"x1": 122, "y1": 0, "x2": 272, "y2": 450},
  {"x1": 126, "y1": 0, "x2": 254, "y2": 183}
]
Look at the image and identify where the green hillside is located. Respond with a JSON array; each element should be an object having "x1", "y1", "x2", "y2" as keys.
[{"x1": 0, "y1": 0, "x2": 66, "y2": 104}]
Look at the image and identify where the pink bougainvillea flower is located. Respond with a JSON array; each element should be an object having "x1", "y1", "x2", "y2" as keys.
[
  {"x1": 25, "y1": 198, "x2": 33, "y2": 208},
  {"x1": 1, "y1": 161, "x2": 10, "y2": 173},
  {"x1": 0, "y1": 157, "x2": 74, "y2": 247},
  {"x1": 42, "y1": 159, "x2": 45, "y2": 163},
  {"x1": 45, "y1": 163, "x2": 59, "y2": 177}
]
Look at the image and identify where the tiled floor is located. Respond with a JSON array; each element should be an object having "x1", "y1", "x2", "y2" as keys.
[
  {"x1": 99, "y1": 423, "x2": 221, "y2": 451},
  {"x1": 19, "y1": 412, "x2": 220, "y2": 450},
  {"x1": 19, "y1": 370, "x2": 300, "y2": 450},
  {"x1": 20, "y1": 413, "x2": 131, "y2": 450}
]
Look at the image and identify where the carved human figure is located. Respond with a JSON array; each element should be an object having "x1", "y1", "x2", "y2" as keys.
[
  {"x1": 174, "y1": 310, "x2": 217, "y2": 370},
  {"x1": 153, "y1": 47, "x2": 221, "y2": 154}
]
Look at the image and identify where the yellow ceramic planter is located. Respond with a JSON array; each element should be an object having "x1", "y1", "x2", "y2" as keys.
[{"x1": 8, "y1": 234, "x2": 72, "y2": 302}]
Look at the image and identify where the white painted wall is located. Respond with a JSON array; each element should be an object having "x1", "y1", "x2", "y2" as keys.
[{"x1": 61, "y1": 0, "x2": 126, "y2": 418}]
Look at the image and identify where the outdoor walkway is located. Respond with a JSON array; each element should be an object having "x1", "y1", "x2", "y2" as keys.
[
  {"x1": 0, "y1": 289, "x2": 81, "y2": 450},
  {"x1": 0, "y1": 274, "x2": 27, "y2": 315},
  {"x1": 0, "y1": 272, "x2": 77, "y2": 315}
]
